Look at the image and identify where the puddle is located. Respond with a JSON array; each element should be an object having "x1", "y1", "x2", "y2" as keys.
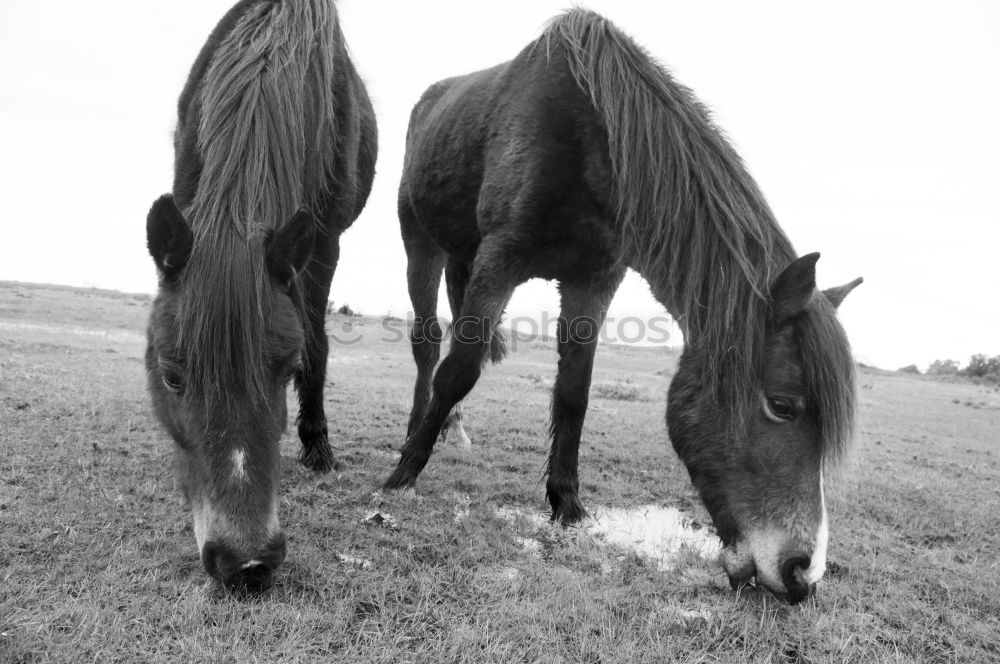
[
  {"x1": 588, "y1": 505, "x2": 720, "y2": 570},
  {"x1": 494, "y1": 503, "x2": 720, "y2": 572}
]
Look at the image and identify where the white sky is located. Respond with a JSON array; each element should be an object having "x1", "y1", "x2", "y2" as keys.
[{"x1": 1, "y1": 0, "x2": 997, "y2": 370}]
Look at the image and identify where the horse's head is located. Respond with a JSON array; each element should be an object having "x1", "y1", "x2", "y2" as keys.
[
  {"x1": 667, "y1": 253, "x2": 861, "y2": 603},
  {"x1": 144, "y1": 194, "x2": 315, "y2": 592}
]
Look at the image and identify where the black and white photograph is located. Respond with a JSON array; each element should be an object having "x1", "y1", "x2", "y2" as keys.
[{"x1": 1, "y1": 0, "x2": 997, "y2": 661}]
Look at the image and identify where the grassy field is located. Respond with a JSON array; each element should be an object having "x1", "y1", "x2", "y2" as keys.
[{"x1": 1, "y1": 281, "x2": 998, "y2": 663}]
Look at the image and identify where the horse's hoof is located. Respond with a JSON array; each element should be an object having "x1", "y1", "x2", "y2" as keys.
[
  {"x1": 382, "y1": 474, "x2": 416, "y2": 494},
  {"x1": 549, "y1": 497, "x2": 587, "y2": 526},
  {"x1": 299, "y1": 442, "x2": 339, "y2": 473}
]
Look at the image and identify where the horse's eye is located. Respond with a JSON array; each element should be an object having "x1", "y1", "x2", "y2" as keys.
[
  {"x1": 764, "y1": 396, "x2": 797, "y2": 422},
  {"x1": 162, "y1": 372, "x2": 184, "y2": 394},
  {"x1": 158, "y1": 357, "x2": 185, "y2": 394}
]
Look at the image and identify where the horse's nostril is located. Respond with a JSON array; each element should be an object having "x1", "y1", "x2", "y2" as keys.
[
  {"x1": 226, "y1": 561, "x2": 275, "y2": 593},
  {"x1": 201, "y1": 541, "x2": 226, "y2": 581},
  {"x1": 781, "y1": 554, "x2": 812, "y2": 604}
]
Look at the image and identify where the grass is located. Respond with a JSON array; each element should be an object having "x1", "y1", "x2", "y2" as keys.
[{"x1": 1, "y1": 281, "x2": 998, "y2": 662}]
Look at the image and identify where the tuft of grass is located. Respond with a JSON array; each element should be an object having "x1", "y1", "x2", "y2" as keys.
[{"x1": 591, "y1": 381, "x2": 643, "y2": 402}]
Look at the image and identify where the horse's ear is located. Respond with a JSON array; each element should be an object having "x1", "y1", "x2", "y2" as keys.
[
  {"x1": 266, "y1": 208, "x2": 316, "y2": 287},
  {"x1": 823, "y1": 277, "x2": 863, "y2": 309},
  {"x1": 770, "y1": 252, "x2": 820, "y2": 324},
  {"x1": 147, "y1": 194, "x2": 193, "y2": 282}
]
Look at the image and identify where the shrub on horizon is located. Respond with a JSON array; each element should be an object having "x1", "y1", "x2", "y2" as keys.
[
  {"x1": 963, "y1": 354, "x2": 1000, "y2": 384},
  {"x1": 927, "y1": 359, "x2": 960, "y2": 375}
]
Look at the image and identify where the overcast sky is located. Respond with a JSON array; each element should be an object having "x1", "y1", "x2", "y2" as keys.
[{"x1": 1, "y1": 0, "x2": 997, "y2": 370}]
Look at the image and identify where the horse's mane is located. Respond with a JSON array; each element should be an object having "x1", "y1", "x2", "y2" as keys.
[
  {"x1": 544, "y1": 9, "x2": 854, "y2": 456},
  {"x1": 177, "y1": 0, "x2": 339, "y2": 405}
]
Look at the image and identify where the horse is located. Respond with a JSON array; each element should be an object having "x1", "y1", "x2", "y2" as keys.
[
  {"x1": 383, "y1": 8, "x2": 861, "y2": 604},
  {"x1": 144, "y1": 0, "x2": 376, "y2": 592}
]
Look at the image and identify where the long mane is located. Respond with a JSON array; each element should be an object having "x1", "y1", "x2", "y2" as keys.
[
  {"x1": 177, "y1": 0, "x2": 339, "y2": 404},
  {"x1": 544, "y1": 9, "x2": 855, "y2": 454}
]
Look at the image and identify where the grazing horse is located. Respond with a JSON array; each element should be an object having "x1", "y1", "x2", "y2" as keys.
[
  {"x1": 144, "y1": 0, "x2": 376, "y2": 591},
  {"x1": 384, "y1": 9, "x2": 860, "y2": 604}
]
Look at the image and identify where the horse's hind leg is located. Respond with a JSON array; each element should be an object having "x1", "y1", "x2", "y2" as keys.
[
  {"x1": 296, "y1": 234, "x2": 341, "y2": 472},
  {"x1": 440, "y1": 258, "x2": 476, "y2": 450},
  {"x1": 402, "y1": 214, "x2": 448, "y2": 439},
  {"x1": 440, "y1": 402, "x2": 471, "y2": 451},
  {"x1": 546, "y1": 267, "x2": 624, "y2": 523},
  {"x1": 384, "y1": 243, "x2": 524, "y2": 491}
]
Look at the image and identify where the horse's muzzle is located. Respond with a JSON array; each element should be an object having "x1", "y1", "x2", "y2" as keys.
[
  {"x1": 722, "y1": 545, "x2": 817, "y2": 605},
  {"x1": 201, "y1": 533, "x2": 287, "y2": 593}
]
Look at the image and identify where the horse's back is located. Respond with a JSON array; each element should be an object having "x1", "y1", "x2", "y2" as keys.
[
  {"x1": 401, "y1": 42, "x2": 617, "y2": 275},
  {"x1": 399, "y1": 65, "x2": 507, "y2": 262}
]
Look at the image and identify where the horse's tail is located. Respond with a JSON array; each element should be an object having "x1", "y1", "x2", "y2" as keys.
[{"x1": 445, "y1": 258, "x2": 507, "y2": 365}]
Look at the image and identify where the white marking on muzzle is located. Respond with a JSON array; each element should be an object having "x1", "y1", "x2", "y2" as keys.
[
  {"x1": 193, "y1": 502, "x2": 215, "y2": 552},
  {"x1": 801, "y1": 474, "x2": 828, "y2": 586},
  {"x1": 232, "y1": 448, "x2": 247, "y2": 481},
  {"x1": 724, "y1": 474, "x2": 830, "y2": 594},
  {"x1": 266, "y1": 501, "x2": 280, "y2": 539},
  {"x1": 192, "y1": 494, "x2": 281, "y2": 558},
  {"x1": 745, "y1": 528, "x2": 785, "y2": 590}
]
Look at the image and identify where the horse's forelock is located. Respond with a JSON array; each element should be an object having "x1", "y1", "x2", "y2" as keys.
[
  {"x1": 171, "y1": 0, "x2": 340, "y2": 411},
  {"x1": 796, "y1": 298, "x2": 857, "y2": 463},
  {"x1": 173, "y1": 235, "x2": 267, "y2": 411}
]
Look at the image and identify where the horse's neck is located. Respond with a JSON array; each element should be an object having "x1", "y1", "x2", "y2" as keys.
[
  {"x1": 639, "y1": 271, "x2": 676, "y2": 321},
  {"x1": 648, "y1": 285, "x2": 693, "y2": 346},
  {"x1": 637, "y1": 243, "x2": 782, "y2": 350}
]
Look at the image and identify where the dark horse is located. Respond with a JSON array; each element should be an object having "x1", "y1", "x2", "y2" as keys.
[
  {"x1": 384, "y1": 9, "x2": 861, "y2": 603},
  {"x1": 145, "y1": 0, "x2": 376, "y2": 591}
]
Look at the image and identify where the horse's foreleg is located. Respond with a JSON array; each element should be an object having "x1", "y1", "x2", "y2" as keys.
[
  {"x1": 546, "y1": 267, "x2": 624, "y2": 523},
  {"x1": 442, "y1": 258, "x2": 473, "y2": 450},
  {"x1": 295, "y1": 234, "x2": 339, "y2": 472},
  {"x1": 403, "y1": 220, "x2": 447, "y2": 437},
  {"x1": 384, "y1": 244, "x2": 522, "y2": 491}
]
